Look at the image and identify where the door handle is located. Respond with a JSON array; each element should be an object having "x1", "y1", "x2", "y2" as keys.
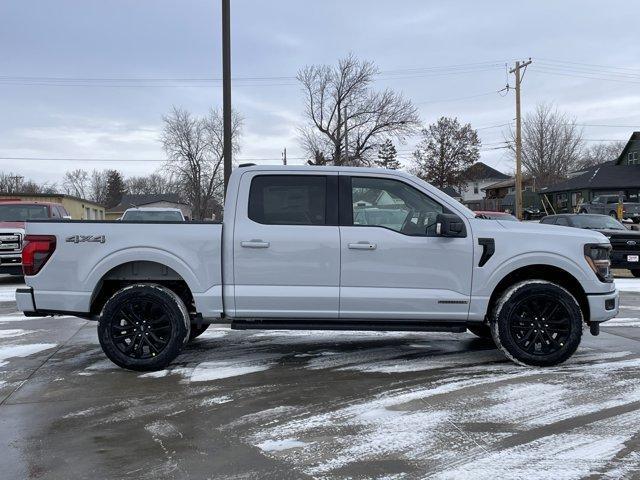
[
  {"x1": 348, "y1": 242, "x2": 377, "y2": 250},
  {"x1": 241, "y1": 240, "x2": 270, "y2": 248}
]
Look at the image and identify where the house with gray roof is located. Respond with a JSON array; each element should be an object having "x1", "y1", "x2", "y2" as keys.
[{"x1": 540, "y1": 132, "x2": 640, "y2": 213}]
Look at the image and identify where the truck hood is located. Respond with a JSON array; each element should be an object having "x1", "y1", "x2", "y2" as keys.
[{"x1": 494, "y1": 219, "x2": 609, "y2": 243}]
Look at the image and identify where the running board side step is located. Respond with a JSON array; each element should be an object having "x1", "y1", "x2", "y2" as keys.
[{"x1": 231, "y1": 319, "x2": 467, "y2": 333}]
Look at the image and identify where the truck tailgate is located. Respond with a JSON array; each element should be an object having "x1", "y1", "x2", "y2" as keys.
[{"x1": 23, "y1": 221, "x2": 223, "y2": 317}]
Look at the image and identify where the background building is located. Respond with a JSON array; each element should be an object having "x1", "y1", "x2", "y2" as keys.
[
  {"x1": 541, "y1": 131, "x2": 640, "y2": 213},
  {"x1": 0, "y1": 193, "x2": 105, "y2": 219},
  {"x1": 459, "y1": 162, "x2": 510, "y2": 209}
]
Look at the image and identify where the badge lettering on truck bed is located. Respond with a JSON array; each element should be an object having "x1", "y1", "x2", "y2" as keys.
[{"x1": 65, "y1": 235, "x2": 106, "y2": 244}]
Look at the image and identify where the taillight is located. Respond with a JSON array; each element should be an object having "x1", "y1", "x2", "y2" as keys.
[{"x1": 22, "y1": 235, "x2": 56, "y2": 276}]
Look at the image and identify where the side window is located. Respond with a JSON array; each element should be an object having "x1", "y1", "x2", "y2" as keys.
[
  {"x1": 249, "y1": 175, "x2": 327, "y2": 225},
  {"x1": 351, "y1": 177, "x2": 444, "y2": 236},
  {"x1": 606, "y1": 196, "x2": 619, "y2": 204},
  {"x1": 61, "y1": 206, "x2": 70, "y2": 217},
  {"x1": 50, "y1": 206, "x2": 60, "y2": 218},
  {"x1": 555, "y1": 217, "x2": 569, "y2": 226},
  {"x1": 540, "y1": 217, "x2": 554, "y2": 224}
]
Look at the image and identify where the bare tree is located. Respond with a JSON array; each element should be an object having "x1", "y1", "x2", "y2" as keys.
[
  {"x1": 62, "y1": 169, "x2": 89, "y2": 199},
  {"x1": 411, "y1": 117, "x2": 481, "y2": 189},
  {"x1": 507, "y1": 104, "x2": 583, "y2": 187},
  {"x1": 0, "y1": 172, "x2": 57, "y2": 194},
  {"x1": 126, "y1": 173, "x2": 177, "y2": 195},
  {"x1": 578, "y1": 141, "x2": 626, "y2": 169},
  {"x1": 89, "y1": 170, "x2": 109, "y2": 205},
  {"x1": 162, "y1": 107, "x2": 242, "y2": 219},
  {"x1": 297, "y1": 53, "x2": 420, "y2": 166}
]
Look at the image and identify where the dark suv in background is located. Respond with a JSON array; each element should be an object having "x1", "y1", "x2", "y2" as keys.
[{"x1": 541, "y1": 213, "x2": 640, "y2": 276}]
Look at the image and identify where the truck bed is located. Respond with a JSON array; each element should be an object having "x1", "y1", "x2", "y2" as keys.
[{"x1": 23, "y1": 220, "x2": 223, "y2": 317}]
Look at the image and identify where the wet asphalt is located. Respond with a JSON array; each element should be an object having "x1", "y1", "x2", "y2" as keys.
[{"x1": 1, "y1": 274, "x2": 640, "y2": 479}]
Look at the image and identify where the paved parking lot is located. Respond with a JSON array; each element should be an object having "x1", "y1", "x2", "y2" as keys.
[{"x1": 1, "y1": 275, "x2": 640, "y2": 479}]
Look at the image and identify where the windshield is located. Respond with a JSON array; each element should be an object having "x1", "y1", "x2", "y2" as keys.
[
  {"x1": 572, "y1": 215, "x2": 626, "y2": 230},
  {"x1": 0, "y1": 204, "x2": 49, "y2": 221},
  {"x1": 122, "y1": 210, "x2": 184, "y2": 222}
]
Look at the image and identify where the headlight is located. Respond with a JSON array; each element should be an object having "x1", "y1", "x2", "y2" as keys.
[{"x1": 584, "y1": 243, "x2": 612, "y2": 283}]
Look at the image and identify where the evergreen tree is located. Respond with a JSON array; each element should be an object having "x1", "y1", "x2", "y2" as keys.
[
  {"x1": 375, "y1": 139, "x2": 401, "y2": 169},
  {"x1": 411, "y1": 117, "x2": 480, "y2": 189},
  {"x1": 104, "y1": 170, "x2": 126, "y2": 208}
]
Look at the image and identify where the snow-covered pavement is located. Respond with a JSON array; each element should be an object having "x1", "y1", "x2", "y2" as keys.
[{"x1": 1, "y1": 285, "x2": 640, "y2": 478}]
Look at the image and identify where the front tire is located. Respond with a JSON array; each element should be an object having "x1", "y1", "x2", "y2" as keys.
[
  {"x1": 98, "y1": 284, "x2": 190, "y2": 371},
  {"x1": 491, "y1": 281, "x2": 583, "y2": 367}
]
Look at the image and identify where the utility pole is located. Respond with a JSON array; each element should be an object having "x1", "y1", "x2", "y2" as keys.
[
  {"x1": 509, "y1": 58, "x2": 532, "y2": 220},
  {"x1": 343, "y1": 105, "x2": 348, "y2": 165},
  {"x1": 282, "y1": 147, "x2": 287, "y2": 165},
  {"x1": 8, "y1": 175, "x2": 23, "y2": 194},
  {"x1": 222, "y1": 0, "x2": 232, "y2": 196}
]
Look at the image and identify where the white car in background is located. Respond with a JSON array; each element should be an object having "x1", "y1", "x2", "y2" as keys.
[{"x1": 120, "y1": 207, "x2": 185, "y2": 222}]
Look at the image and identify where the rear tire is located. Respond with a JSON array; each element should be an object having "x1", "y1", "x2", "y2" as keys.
[
  {"x1": 468, "y1": 324, "x2": 493, "y2": 339},
  {"x1": 491, "y1": 280, "x2": 583, "y2": 367},
  {"x1": 631, "y1": 269, "x2": 640, "y2": 278},
  {"x1": 98, "y1": 284, "x2": 190, "y2": 371},
  {"x1": 579, "y1": 209, "x2": 587, "y2": 214},
  {"x1": 189, "y1": 323, "x2": 210, "y2": 341}
]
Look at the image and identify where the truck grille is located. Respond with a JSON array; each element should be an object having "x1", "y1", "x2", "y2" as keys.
[{"x1": 0, "y1": 232, "x2": 22, "y2": 253}]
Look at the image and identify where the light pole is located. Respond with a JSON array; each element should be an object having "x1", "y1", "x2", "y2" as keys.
[{"x1": 222, "y1": 0, "x2": 232, "y2": 195}]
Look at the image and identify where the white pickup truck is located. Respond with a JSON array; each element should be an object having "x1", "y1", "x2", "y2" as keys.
[{"x1": 16, "y1": 166, "x2": 619, "y2": 370}]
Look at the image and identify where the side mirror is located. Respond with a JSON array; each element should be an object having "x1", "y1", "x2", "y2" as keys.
[{"x1": 435, "y1": 213, "x2": 467, "y2": 238}]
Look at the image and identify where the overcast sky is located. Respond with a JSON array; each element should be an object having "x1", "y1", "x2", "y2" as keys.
[{"x1": 1, "y1": 0, "x2": 640, "y2": 185}]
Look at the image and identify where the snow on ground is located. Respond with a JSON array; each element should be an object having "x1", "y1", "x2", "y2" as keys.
[
  {"x1": 0, "y1": 281, "x2": 23, "y2": 302},
  {"x1": 614, "y1": 278, "x2": 640, "y2": 293},
  {"x1": 240, "y1": 350, "x2": 640, "y2": 478},
  {"x1": 603, "y1": 317, "x2": 640, "y2": 327},
  {"x1": 0, "y1": 343, "x2": 57, "y2": 367}
]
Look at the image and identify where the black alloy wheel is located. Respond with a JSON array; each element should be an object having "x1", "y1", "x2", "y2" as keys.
[
  {"x1": 491, "y1": 281, "x2": 583, "y2": 367},
  {"x1": 507, "y1": 294, "x2": 572, "y2": 356},
  {"x1": 110, "y1": 299, "x2": 172, "y2": 359},
  {"x1": 98, "y1": 284, "x2": 189, "y2": 371}
]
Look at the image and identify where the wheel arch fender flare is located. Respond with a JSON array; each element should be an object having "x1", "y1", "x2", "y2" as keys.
[
  {"x1": 86, "y1": 247, "x2": 203, "y2": 300},
  {"x1": 477, "y1": 252, "x2": 591, "y2": 298}
]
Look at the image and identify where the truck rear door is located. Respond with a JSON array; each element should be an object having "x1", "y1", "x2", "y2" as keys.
[{"x1": 232, "y1": 171, "x2": 340, "y2": 318}]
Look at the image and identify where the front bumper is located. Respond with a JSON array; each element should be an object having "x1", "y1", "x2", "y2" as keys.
[
  {"x1": 15, "y1": 287, "x2": 36, "y2": 313},
  {"x1": 588, "y1": 289, "x2": 619, "y2": 323}
]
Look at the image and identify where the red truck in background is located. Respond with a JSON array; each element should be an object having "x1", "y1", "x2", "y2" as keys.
[{"x1": 0, "y1": 200, "x2": 71, "y2": 275}]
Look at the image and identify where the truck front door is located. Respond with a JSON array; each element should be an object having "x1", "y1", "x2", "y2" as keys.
[
  {"x1": 232, "y1": 172, "x2": 340, "y2": 318},
  {"x1": 339, "y1": 174, "x2": 473, "y2": 320}
]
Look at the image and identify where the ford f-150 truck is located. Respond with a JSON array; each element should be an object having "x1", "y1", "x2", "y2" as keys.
[{"x1": 15, "y1": 166, "x2": 619, "y2": 371}]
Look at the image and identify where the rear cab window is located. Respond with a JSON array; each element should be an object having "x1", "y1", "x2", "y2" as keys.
[{"x1": 248, "y1": 175, "x2": 333, "y2": 225}]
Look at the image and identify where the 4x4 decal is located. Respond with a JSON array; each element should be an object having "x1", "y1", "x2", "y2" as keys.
[{"x1": 65, "y1": 235, "x2": 106, "y2": 244}]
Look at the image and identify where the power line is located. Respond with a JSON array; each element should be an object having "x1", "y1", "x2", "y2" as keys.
[
  {"x1": 0, "y1": 60, "x2": 510, "y2": 88},
  {"x1": 0, "y1": 156, "x2": 308, "y2": 162}
]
